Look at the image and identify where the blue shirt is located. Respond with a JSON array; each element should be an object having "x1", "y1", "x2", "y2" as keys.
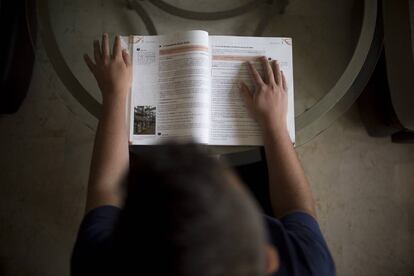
[{"x1": 71, "y1": 206, "x2": 335, "y2": 275}]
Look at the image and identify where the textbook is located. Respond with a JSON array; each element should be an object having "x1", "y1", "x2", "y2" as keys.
[{"x1": 122, "y1": 30, "x2": 295, "y2": 146}]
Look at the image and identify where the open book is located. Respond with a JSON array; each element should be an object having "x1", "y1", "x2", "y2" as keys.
[{"x1": 122, "y1": 30, "x2": 294, "y2": 146}]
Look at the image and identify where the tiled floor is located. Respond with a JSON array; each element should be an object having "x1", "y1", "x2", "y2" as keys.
[{"x1": 1, "y1": 1, "x2": 414, "y2": 275}]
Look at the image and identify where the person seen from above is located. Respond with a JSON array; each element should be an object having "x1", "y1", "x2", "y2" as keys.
[{"x1": 71, "y1": 33, "x2": 336, "y2": 276}]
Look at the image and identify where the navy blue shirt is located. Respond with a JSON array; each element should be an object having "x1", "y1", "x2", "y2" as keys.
[{"x1": 71, "y1": 206, "x2": 335, "y2": 275}]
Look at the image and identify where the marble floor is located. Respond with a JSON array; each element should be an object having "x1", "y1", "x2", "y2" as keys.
[{"x1": 1, "y1": 0, "x2": 414, "y2": 275}]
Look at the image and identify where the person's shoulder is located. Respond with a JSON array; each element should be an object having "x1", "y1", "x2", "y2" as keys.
[
  {"x1": 78, "y1": 205, "x2": 121, "y2": 237},
  {"x1": 264, "y1": 212, "x2": 336, "y2": 276},
  {"x1": 71, "y1": 205, "x2": 121, "y2": 276}
]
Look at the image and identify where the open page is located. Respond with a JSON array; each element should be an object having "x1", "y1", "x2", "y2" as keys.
[
  {"x1": 209, "y1": 36, "x2": 295, "y2": 146},
  {"x1": 127, "y1": 30, "x2": 211, "y2": 145}
]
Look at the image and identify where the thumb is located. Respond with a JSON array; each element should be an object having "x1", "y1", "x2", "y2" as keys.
[
  {"x1": 122, "y1": 49, "x2": 131, "y2": 67},
  {"x1": 83, "y1": 54, "x2": 96, "y2": 74}
]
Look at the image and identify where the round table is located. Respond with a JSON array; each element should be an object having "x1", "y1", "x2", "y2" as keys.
[{"x1": 35, "y1": 0, "x2": 382, "y2": 165}]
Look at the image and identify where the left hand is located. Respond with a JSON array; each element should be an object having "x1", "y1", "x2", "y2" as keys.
[{"x1": 84, "y1": 33, "x2": 132, "y2": 103}]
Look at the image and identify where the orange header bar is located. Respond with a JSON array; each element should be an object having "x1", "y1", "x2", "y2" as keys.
[
  {"x1": 212, "y1": 55, "x2": 262, "y2": 62},
  {"x1": 159, "y1": 45, "x2": 209, "y2": 55}
]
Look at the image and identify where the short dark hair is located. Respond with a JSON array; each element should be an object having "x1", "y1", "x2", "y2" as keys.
[{"x1": 111, "y1": 143, "x2": 266, "y2": 276}]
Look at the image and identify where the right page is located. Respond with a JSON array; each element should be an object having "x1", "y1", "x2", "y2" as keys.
[{"x1": 209, "y1": 36, "x2": 295, "y2": 146}]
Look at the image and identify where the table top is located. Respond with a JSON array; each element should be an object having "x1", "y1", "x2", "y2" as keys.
[{"x1": 36, "y1": 0, "x2": 380, "y2": 162}]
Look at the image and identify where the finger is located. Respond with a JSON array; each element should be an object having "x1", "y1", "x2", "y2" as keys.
[
  {"x1": 113, "y1": 36, "x2": 121, "y2": 59},
  {"x1": 247, "y1": 61, "x2": 264, "y2": 88},
  {"x1": 83, "y1": 54, "x2": 95, "y2": 73},
  {"x1": 122, "y1": 49, "x2": 131, "y2": 66},
  {"x1": 239, "y1": 82, "x2": 253, "y2": 109},
  {"x1": 272, "y1": 60, "x2": 282, "y2": 85},
  {"x1": 102, "y1": 33, "x2": 110, "y2": 61},
  {"x1": 93, "y1": 40, "x2": 102, "y2": 63},
  {"x1": 261, "y1": 57, "x2": 274, "y2": 85},
  {"x1": 281, "y1": 70, "x2": 288, "y2": 92}
]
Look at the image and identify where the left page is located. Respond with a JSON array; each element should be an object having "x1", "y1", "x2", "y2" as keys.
[{"x1": 124, "y1": 30, "x2": 211, "y2": 145}]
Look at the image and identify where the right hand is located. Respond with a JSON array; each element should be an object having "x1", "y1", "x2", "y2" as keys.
[{"x1": 239, "y1": 57, "x2": 288, "y2": 133}]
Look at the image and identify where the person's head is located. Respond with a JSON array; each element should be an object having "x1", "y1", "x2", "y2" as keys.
[{"x1": 111, "y1": 143, "x2": 278, "y2": 275}]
